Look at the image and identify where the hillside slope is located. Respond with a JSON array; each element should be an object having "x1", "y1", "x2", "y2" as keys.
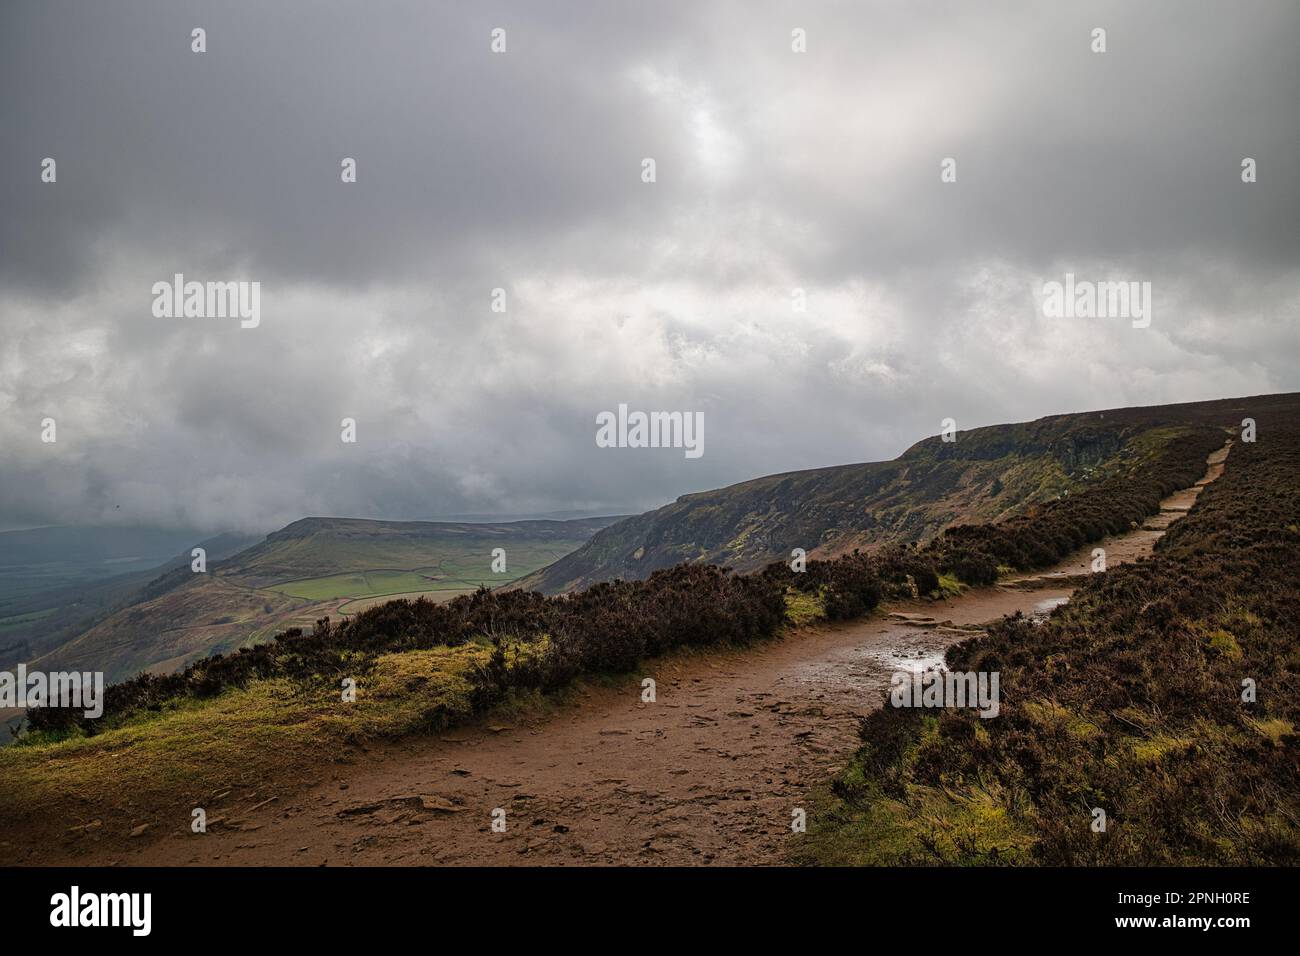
[
  {"x1": 29, "y1": 516, "x2": 620, "y2": 683},
  {"x1": 0, "y1": 531, "x2": 260, "y2": 672},
  {"x1": 519, "y1": 395, "x2": 1286, "y2": 594},
  {"x1": 797, "y1": 395, "x2": 1300, "y2": 866}
]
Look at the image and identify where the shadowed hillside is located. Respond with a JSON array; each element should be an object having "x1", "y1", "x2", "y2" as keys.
[
  {"x1": 0, "y1": 531, "x2": 261, "y2": 673},
  {"x1": 518, "y1": 394, "x2": 1290, "y2": 594}
]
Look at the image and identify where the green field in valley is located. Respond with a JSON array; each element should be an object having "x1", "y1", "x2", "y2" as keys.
[
  {"x1": 263, "y1": 539, "x2": 585, "y2": 608},
  {"x1": 268, "y1": 570, "x2": 441, "y2": 601}
]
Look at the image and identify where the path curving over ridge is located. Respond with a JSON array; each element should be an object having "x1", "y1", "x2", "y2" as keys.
[{"x1": 67, "y1": 442, "x2": 1231, "y2": 866}]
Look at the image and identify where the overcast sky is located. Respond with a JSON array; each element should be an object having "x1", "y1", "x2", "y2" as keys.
[{"x1": 2, "y1": 0, "x2": 1298, "y2": 534}]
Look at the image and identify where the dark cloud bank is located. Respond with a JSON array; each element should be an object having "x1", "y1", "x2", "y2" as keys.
[{"x1": 1, "y1": 0, "x2": 1297, "y2": 534}]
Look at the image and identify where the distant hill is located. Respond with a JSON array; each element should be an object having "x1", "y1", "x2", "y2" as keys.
[
  {"x1": 0, "y1": 530, "x2": 261, "y2": 672},
  {"x1": 517, "y1": 394, "x2": 1289, "y2": 594},
  {"x1": 0, "y1": 524, "x2": 216, "y2": 606},
  {"x1": 222, "y1": 516, "x2": 618, "y2": 587},
  {"x1": 26, "y1": 516, "x2": 621, "y2": 683}
]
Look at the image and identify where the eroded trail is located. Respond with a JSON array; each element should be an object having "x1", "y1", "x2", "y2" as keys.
[{"x1": 89, "y1": 444, "x2": 1230, "y2": 866}]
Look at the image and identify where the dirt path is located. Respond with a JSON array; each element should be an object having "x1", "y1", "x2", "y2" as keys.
[{"x1": 84, "y1": 443, "x2": 1230, "y2": 867}]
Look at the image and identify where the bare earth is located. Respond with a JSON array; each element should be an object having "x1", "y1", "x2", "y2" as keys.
[{"x1": 69, "y1": 443, "x2": 1230, "y2": 867}]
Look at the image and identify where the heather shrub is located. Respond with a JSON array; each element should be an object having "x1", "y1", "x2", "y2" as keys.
[{"x1": 805, "y1": 420, "x2": 1300, "y2": 865}]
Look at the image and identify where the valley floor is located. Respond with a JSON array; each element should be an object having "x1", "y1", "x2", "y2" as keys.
[{"x1": 37, "y1": 444, "x2": 1228, "y2": 866}]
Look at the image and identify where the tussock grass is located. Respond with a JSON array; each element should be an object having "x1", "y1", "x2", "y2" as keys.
[
  {"x1": 783, "y1": 589, "x2": 826, "y2": 627},
  {"x1": 0, "y1": 643, "x2": 495, "y2": 839}
]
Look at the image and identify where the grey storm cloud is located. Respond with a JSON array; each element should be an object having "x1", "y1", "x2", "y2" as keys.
[{"x1": 1, "y1": 0, "x2": 1298, "y2": 534}]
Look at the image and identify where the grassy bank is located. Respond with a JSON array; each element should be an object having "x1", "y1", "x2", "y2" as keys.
[{"x1": 0, "y1": 642, "x2": 516, "y2": 843}]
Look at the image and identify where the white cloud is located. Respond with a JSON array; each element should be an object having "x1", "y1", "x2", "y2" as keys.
[{"x1": 1, "y1": 0, "x2": 1297, "y2": 532}]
